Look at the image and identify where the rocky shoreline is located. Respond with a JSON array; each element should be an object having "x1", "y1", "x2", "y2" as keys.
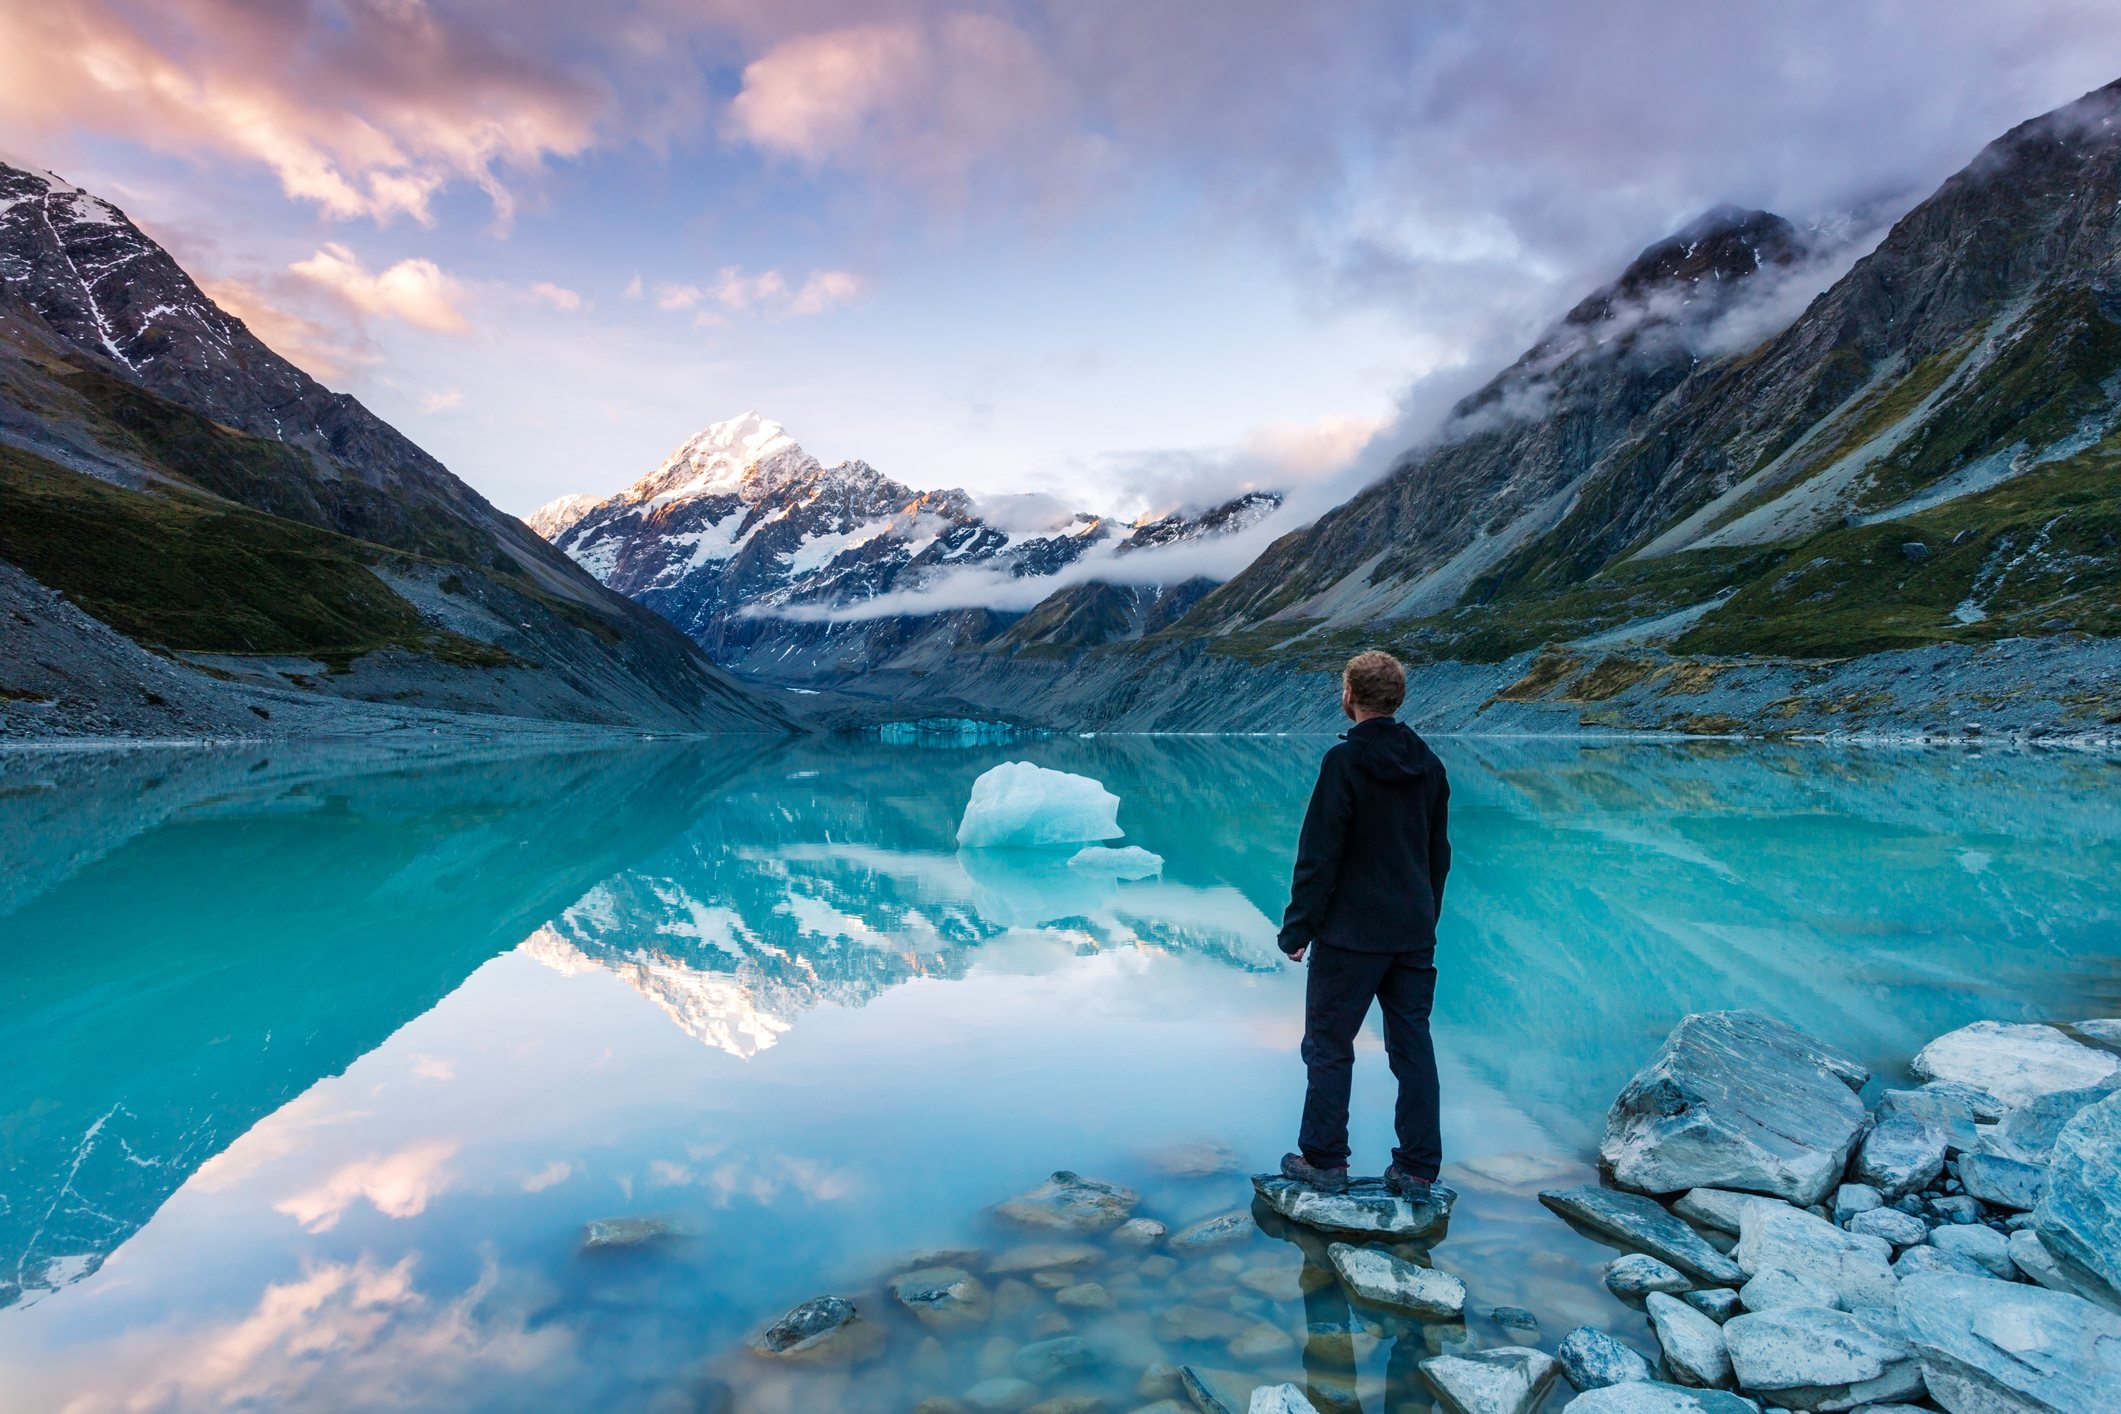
[{"x1": 665, "y1": 1010, "x2": 2118, "y2": 1414}]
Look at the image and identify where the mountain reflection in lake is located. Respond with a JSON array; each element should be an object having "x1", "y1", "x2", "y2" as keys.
[{"x1": 0, "y1": 735, "x2": 2114, "y2": 1413}]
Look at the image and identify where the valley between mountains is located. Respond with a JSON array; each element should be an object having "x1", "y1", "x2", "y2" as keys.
[{"x1": 9, "y1": 80, "x2": 2121, "y2": 743}]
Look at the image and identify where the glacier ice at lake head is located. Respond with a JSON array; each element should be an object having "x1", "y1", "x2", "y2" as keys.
[{"x1": 956, "y1": 761, "x2": 1123, "y2": 848}]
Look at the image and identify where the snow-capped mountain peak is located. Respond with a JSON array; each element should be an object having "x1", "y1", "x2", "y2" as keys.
[{"x1": 628, "y1": 411, "x2": 820, "y2": 509}]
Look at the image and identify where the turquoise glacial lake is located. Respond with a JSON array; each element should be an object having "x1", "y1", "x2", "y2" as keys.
[{"x1": 0, "y1": 735, "x2": 2115, "y2": 1413}]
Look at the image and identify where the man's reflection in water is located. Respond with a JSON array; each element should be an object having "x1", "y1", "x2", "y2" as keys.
[{"x1": 1255, "y1": 1200, "x2": 1456, "y2": 1414}]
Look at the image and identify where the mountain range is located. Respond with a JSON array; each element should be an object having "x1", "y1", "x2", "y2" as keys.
[
  {"x1": 532, "y1": 415, "x2": 1281, "y2": 685},
  {"x1": 0, "y1": 161, "x2": 791, "y2": 737}
]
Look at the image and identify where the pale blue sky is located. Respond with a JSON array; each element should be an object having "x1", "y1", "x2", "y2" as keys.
[{"x1": 7, "y1": 2, "x2": 2121, "y2": 521}]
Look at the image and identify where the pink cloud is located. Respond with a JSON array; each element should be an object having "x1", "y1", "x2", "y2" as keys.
[
  {"x1": 290, "y1": 243, "x2": 471, "y2": 333},
  {"x1": 0, "y1": 0, "x2": 601, "y2": 225}
]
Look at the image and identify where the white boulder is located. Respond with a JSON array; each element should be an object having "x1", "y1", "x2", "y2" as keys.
[
  {"x1": 1645, "y1": 1292, "x2": 1732, "y2": 1389},
  {"x1": 1734, "y1": 1203, "x2": 1897, "y2": 1310},
  {"x1": 1910, "y1": 1021, "x2": 2117, "y2": 1110}
]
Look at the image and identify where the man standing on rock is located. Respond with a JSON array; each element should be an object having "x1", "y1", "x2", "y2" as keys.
[{"x1": 1277, "y1": 650, "x2": 1452, "y2": 1201}]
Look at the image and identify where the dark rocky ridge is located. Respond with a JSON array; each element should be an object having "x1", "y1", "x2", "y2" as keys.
[{"x1": 0, "y1": 160, "x2": 793, "y2": 734}]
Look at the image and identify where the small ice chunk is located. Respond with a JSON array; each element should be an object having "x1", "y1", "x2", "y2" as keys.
[
  {"x1": 956, "y1": 762, "x2": 1123, "y2": 848},
  {"x1": 1068, "y1": 845, "x2": 1162, "y2": 878}
]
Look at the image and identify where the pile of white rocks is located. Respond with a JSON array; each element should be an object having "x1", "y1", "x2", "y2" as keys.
[{"x1": 1537, "y1": 1010, "x2": 2121, "y2": 1414}]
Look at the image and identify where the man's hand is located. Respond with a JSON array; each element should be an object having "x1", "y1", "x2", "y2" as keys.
[{"x1": 1284, "y1": 944, "x2": 1307, "y2": 963}]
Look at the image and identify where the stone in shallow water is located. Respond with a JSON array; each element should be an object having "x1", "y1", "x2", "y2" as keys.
[
  {"x1": 1246, "y1": 1385, "x2": 1318, "y2": 1414},
  {"x1": 1599, "y1": 1010, "x2": 1868, "y2": 1208},
  {"x1": 1012, "y1": 1336, "x2": 1097, "y2": 1384},
  {"x1": 1169, "y1": 1210, "x2": 1258, "y2": 1252},
  {"x1": 1489, "y1": 1306, "x2": 1539, "y2": 1344},
  {"x1": 1145, "y1": 1139, "x2": 1242, "y2": 1177},
  {"x1": 1847, "y1": 1207, "x2": 1929, "y2": 1248},
  {"x1": 962, "y1": 1377, "x2": 1037, "y2": 1412},
  {"x1": 1893, "y1": 1244, "x2": 1992, "y2": 1281},
  {"x1": 1418, "y1": 1347, "x2": 1559, "y2": 1414},
  {"x1": 890, "y1": 1267, "x2": 994, "y2": 1333},
  {"x1": 1556, "y1": 1325, "x2": 1654, "y2": 1390},
  {"x1": 1053, "y1": 1282, "x2": 1111, "y2": 1310},
  {"x1": 1734, "y1": 1203, "x2": 1896, "y2": 1310},
  {"x1": 1680, "y1": 1288, "x2": 1740, "y2": 1323},
  {"x1": 1538, "y1": 1186, "x2": 1745, "y2": 1286},
  {"x1": 1325, "y1": 1242, "x2": 1466, "y2": 1318},
  {"x1": 1605, "y1": 1253, "x2": 1693, "y2": 1297},
  {"x1": 581, "y1": 1215, "x2": 688, "y2": 1249},
  {"x1": 748, "y1": 1295, "x2": 886, "y2": 1365},
  {"x1": 1930, "y1": 1223, "x2": 2015, "y2": 1279},
  {"x1": 1024, "y1": 1399, "x2": 1101, "y2": 1414},
  {"x1": 1898, "y1": 1271, "x2": 2121, "y2": 1414},
  {"x1": 1156, "y1": 1305, "x2": 1253, "y2": 1343},
  {"x1": 1177, "y1": 1366, "x2": 1259, "y2": 1414},
  {"x1": 1645, "y1": 1292, "x2": 1731, "y2": 1389},
  {"x1": 1911, "y1": 1021, "x2": 2118, "y2": 1110},
  {"x1": 2032, "y1": 1090, "x2": 2121, "y2": 1304},
  {"x1": 988, "y1": 1243, "x2": 1104, "y2": 1275},
  {"x1": 1852, "y1": 1115, "x2": 1947, "y2": 1199},
  {"x1": 1958, "y1": 1151, "x2": 2046, "y2": 1211},
  {"x1": 1227, "y1": 1323, "x2": 1295, "y2": 1362},
  {"x1": 1721, "y1": 1305, "x2": 1916, "y2": 1402},
  {"x1": 1112, "y1": 1217, "x2": 1168, "y2": 1247},
  {"x1": 995, "y1": 1171, "x2": 1139, "y2": 1233},
  {"x1": 1250, "y1": 1173, "x2": 1452, "y2": 1239},
  {"x1": 1237, "y1": 1266, "x2": 1307, "y2": 1303},
  {"x1": 1557, "y1": 1384, "x2": 1759, "y2": 1413},
  {"x1": 1739, "y1": 1267, "x2": 1845, "y2": 1313},
  {"x1": 2078, "y1": 1017, "x2": 2121, "y2": 1044}
]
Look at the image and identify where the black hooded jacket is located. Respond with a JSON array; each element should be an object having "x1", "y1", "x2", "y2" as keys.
[{"x1": 1278, "y1": 717, "x2": 1451, "y2": 956}]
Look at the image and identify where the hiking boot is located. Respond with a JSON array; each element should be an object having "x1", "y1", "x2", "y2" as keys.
[
  {"x1": 1280, "y1": 1152, "x2": 1350, "y2": 1192},
  {"x1": 1384, "y1": 1165, "x2": 1434, "y2": 1203}
]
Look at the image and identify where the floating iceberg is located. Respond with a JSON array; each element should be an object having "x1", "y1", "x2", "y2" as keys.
[
  {"x1": 1068, "y1": 846, "x2": 1164, "y2": 879},
  {"x1": 956, "y1": 763, "x2": 1123, "y2": 848}
]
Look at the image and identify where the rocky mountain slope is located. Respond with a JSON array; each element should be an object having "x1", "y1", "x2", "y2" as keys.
[
  {"x1": 0, "y1": 160, "x2": 793, "y2": 736},
  {"x1": 752, "y1": 80, "x2": 2121, "y2": 736},
  {"x1": 534, "y1": 413, "x2": 1280, "y2": 684}
]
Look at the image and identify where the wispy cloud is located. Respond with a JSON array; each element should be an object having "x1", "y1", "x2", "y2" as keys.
[
  {"x1": 526, "y1": 281, "x2": 581, "y2": 311},
  {"x1": 419, "y1": 390, "x2": 464, "y2": 413},
  {"x1": 290, "y1": 244, "x2": 471, "y2": 334},
  {"x1": 654, "y1": 266, "x2": 864, "y2": 321},
  {"x1": 273, "y1": 1139, "x2": 459, "y2": 1233},
  {"x1": 200, "y1": 275, "x2": 377, "y2": 380}
]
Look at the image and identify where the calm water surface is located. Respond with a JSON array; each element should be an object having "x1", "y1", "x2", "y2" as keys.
[{"x1": 1, "y1": 735, "x2": 2115, "y2": 1414}]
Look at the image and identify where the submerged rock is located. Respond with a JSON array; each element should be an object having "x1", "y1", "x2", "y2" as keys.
[
  {"x1": 1227, "y1": 1323, "x2": 1295, "y2": 1362},
  {"x1": 1911, "y1": 1021, "x2": 2118, "y2": 1110},
  {"x1": 1557, "y1": 1383, "x2": 1759, "y2": 1413},
  {"x1": 1556, "y1": 1325, "x2": 1654, "y2": 1390},
  {"x1": 1645, "y1": 1292, "x2": 1732, "y2": 1389},
  {"x1": 1739, "y1": 1267, "x2": 1845, "y2": 1312},
  {"x1": 581, "y1": 1215, "x2": 689, "y2": 1249},
  {"x1": 1599, "y1": 1011, "x2": 1868, "y2": 1209},
  {"x1": 1958, "y1": 1151, "x2": 2046, "y2": 1211},
  {"x1": 1852, "y1": 1115, "x2": 1948, "y2": 1199},
  {"x1": 996, "y1": 1172, "x2": 1140, "y2": 1233},
  {"x1": 1326, "y1": 1242, "x2": 1466, "y2": 1318},
  {"x1": 890, "y1": 1267, "x2": 994, "y2": 1333},
  {"x1": 988, "y1": 1243, "x2": 1104, "y2": 1275},
  {"x1": 1416, "y1": 1346, "x2": 1559, "y2": 1414},
  {"x1": 1722, "y1": 1306, "x2": 1921, "y2": 1407},
  {"x1": 748, "y1": 1295, "x2": 886, "y2": 1365},
  {"x1": 1146, "y1": 1140, "x2": 1243, "y2": 1177},
  {"x1": 1156, "y1": 1305, "x2": 1253, "y2": 1343},
  {"x1": 2032, "y1": 1090, "x2": 2121, "y2": 1305},
  {"x1": 1538, "y1": 1186, "x2": 1744, "y2": 1286},
  {"x1": 1898, "y1": 1271, "x2": 2121, "y2": 1414},
  {"x1": 1169, "y1": 1210, "x2": 1257, "y2": 1252},
  {"x1": 1013, "y1": 1336, "x2": 1098, "y2": 1384},
  {"x1": 1605, "y1": 1253, "x2": 1693, "y2": 1297},
  {"x1": 1734, "y1": 1203, "x2": 1896, "y2": 1310},
  {"x1": 962, "y1": 1377, "x2": 1037, "y2": 1412},
  {"x1": 1112, "y1": 1218, "x2": 1167, "y2": 1247},
  {"x1": 1251, "y1": 1173, "x2": 1452, "y2": 1239}
]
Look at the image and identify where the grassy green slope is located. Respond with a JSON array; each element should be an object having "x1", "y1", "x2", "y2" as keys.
[{"x1": 0, "y1": 443, "x2": 516, "y2": 670}]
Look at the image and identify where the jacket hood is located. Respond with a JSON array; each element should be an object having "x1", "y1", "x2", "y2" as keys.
[{"x1": 1346, "y1": 718, "x2": 1434, "y2": 784}]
